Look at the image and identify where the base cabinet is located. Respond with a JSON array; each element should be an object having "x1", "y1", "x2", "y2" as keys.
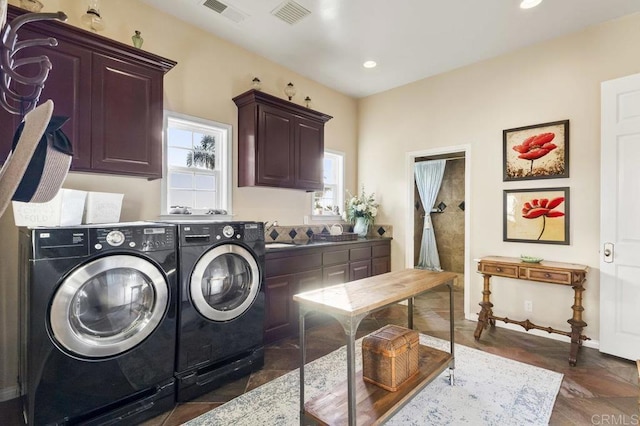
[
  {"x1": 264, "y1": 239, "x2": 391, "y2": 344},
  {"x1": 264, "y1": 269, "x2": 322, "y2": 343}
]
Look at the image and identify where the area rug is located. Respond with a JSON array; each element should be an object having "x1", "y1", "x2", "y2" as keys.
[{"x1": 186, "y1": 334, "x2": 563, "y2": 425}]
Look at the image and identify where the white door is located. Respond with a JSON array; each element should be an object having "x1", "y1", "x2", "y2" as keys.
[{"x1": 600, "y1": 73, "x2": 640, "y2": 360}]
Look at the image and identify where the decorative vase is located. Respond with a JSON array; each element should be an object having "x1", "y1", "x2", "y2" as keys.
[
  {"x1": 353, "y1": 217, "x2": 368, "y2": 237},
  {"x1": 132, "y1": 30, "x2": 144, "y2": 48}
]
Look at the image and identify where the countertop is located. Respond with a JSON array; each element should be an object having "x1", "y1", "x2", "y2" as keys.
[{"x1": 264, "y1": 236, "x2": 391, "y2": 253}]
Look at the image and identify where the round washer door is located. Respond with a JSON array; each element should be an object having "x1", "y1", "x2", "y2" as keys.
[
  {"x1": 190, "y1": 244, "x2": 260, "y2": 322},
  {"x1": 50, "y1": 255, "x2": 169, "y2": 358}
]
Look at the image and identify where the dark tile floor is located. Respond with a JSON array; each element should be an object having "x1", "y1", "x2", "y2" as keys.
[{"x1": 1, "y1": 286, "x2": 638, "y2": 425}]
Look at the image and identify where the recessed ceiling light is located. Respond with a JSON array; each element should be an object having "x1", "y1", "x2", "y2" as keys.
[
  {"x1": 520, "y1": 0, "x2": 542, "y2": 9},
  {"x1": 363, "y1": 60, "x2": 377, "y2": 69}
]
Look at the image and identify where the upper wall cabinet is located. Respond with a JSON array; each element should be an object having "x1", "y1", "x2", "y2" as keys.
[
  {"x1": 1, "y1": 6, "x2": 176, "y2": 179},
  {"x1": 233, "y1": 90, "x2": 332, "y2": 191}
]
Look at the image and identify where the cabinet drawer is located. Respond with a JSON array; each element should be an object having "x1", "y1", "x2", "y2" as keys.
[
  {"x1": 323, "y1": 264, "x2": 349, "y2": 285},
  {"x1": 372, "y1": 244, "x2": 390, "y2": 258},
  {"x1": 523, "y1": 268, "x2": 572, "y2": 285},
  {"x1": 350, "y1": 246, "x2": 372, "y2": 261},
  {"x1": 479, "y1": 263, "x2": 517, "y2": 278},
  {"x1": 266, "y1": 252, "x2": 322, "y2": 276},
  {"x1": 350, "y1": 260, "x2": 371, "y2": 281},
  {"x1": 372, "y1": 257, "x2": 390, "y2": 276},
  {"x1": 323, "y1": 249, "x2": 349, "y2": 265}
]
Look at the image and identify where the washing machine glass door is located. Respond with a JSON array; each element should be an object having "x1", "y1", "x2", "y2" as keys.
[
  {"x1": 190, "y1": 244, "x2": 260, "y2": 322},
  {"x1": 50, "y1": 255, "x2": 169, "y2": 358}
]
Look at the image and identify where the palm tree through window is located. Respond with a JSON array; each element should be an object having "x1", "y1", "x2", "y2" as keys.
[{"x1": 163, "y1": 113, "x2": 231, "y2": 215}]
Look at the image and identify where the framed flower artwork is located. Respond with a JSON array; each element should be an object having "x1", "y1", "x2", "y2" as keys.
[
  {"x1": 503, "y1": 187, "x2": 570, "y2": 245},
  {"x1": 503, "y1": 120, "x2": 569, "y2": 181}
]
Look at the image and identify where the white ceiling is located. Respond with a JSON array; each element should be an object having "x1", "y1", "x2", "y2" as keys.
[{"x1": 139, "y1": 0, "x2": 640, "y2": 98}]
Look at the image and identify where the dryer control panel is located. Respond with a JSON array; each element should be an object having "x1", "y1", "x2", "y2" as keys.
[{"x1": 179, "y1": 221, "x2": 264, "y2": 246}]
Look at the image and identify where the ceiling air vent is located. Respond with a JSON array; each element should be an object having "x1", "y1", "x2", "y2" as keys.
[
  {"x1": 201, "y1": 0, "x2": 248, "y2": 24},
  {"x1": 203, "y1": 0, "x2": 227, "y2": 13},
  {"x1": 271, "y1": 1, "x2": 311, "y2": 25}
]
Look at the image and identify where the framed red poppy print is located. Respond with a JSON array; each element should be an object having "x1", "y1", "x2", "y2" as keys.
[
  {"x1": 503, "y1": 120, "x2": 569, "y2": 181},
  {"x1": 503, "y1": 187, "x2": 570, "y2": 245}
]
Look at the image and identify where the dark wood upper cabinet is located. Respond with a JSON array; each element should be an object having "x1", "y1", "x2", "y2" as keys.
[
  {"x1": 1, "y1": 6, "x2": 176, "y2": 179},
  {"x1": 233, "y1": 89, "x2": 332, "y2": 191}
]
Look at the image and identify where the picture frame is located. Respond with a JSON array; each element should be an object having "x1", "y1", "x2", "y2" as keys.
[
  {"x1": 503, "y1": 187, "x2": 570, "y2": 245},
  {"x1": 503, "y1": 120, "x2": 569, "y2": 181}
]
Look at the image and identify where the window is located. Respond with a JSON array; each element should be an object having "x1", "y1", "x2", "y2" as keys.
[
  {"x1": 162, "y1": 112, "x2": 232, "y2": 215},
  {"x1": 312, "y1": 151, "x2": 344, "y2": 218}
]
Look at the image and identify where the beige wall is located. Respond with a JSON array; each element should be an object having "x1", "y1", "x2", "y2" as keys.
[
  {"x1": 3, "y1": 0, "x2": 639, "y2": 398},
  {"x1": 0, "y1": 0, "x2": 357, "y2": 396},
  {"x1": 358, "y1": 13, "x2": 640, "y2": 346}
]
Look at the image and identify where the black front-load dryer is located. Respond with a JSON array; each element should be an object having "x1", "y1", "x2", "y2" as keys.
[
  {"x1": 170, "y1": 221, "x2": 265, "y2": 402},
  {"x1": 18, "y1": 222, "x2": 177, "y2": 425}
]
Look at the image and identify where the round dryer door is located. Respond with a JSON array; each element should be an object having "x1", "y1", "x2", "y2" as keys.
[
  {"x1": 190, "y1": 244, "x2": 260, "y2": 322},
  {"x1": 50, "y1": 255, "x2": 169, "y2": 358}
]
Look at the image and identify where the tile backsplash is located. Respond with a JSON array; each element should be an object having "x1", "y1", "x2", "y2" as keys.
[{"x1": 265, "y1": 224, "x2": 393, "y2": 242}]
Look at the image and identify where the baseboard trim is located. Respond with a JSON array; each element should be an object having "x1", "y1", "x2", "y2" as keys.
[
  {"x1": 463, "y1": 314, "x2": 600, "y2": 350},
  {"x1": 0, "y1": 385, "x2": 19, "y2": 402}
]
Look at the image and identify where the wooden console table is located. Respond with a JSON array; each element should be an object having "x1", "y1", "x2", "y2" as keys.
[
  {"x1": 294, "y1": 269, "x2": 457, "y2": 426},
  {"x1": 474, "y1": 256, "x2": 589, "y2": 366}
]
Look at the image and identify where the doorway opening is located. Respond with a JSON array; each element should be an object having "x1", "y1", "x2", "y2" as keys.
[{"x1": 405, "y1": 145, "x2": 472, "y2": 320}]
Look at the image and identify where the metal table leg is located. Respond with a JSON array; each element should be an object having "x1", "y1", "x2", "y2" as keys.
[
  {"x1": 447, "y1": 282, "x2": 455, "y2": 385},
  {"x1": 408, "y1": 297, "x2": 414, "y2": 329},
  {"x1": 299, "y1": 309, "x2": 307, "y2": 425},
  {"x1": 337, "y1": 314, "x2": 366, "y2": 426}
]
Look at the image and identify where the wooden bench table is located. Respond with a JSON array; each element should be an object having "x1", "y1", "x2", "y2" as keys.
[{"x1": 294, "y1": 269, "x2": 458, "y2": 426}]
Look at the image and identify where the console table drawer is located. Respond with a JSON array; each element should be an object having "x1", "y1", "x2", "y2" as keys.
[
  {"x1": 479, "y1": 263, "x2": 517, "y2": 278},
  {"x1": 523, "y1": 268, "x2": 572, "y2": 285}
]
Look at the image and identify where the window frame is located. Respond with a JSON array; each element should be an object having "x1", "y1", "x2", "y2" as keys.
[
  {"x1": 161, "y1": 111, "x2": 232, "y2": 217},
  {"x1": 311, "y1": 149, "x2": 345, "y2": 221}
]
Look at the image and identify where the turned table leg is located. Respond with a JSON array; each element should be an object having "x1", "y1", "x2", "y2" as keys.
[
  {"x1": 567, "y1": 282, "x2": 587, "y2": 366},
  {"x1": 474, "y1": 274, "x2": 494, "y2": 340}
]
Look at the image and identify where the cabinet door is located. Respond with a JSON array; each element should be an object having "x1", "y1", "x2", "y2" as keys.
[
  {"x1": 0, "y1": 31, "x2": 92, "y2": 170},
  {"x1": 264, "y1": 269, "x2": 322, "y2": 344},
  {"x1": 257, "y1": 105, "x2": 295, "y2": 187},
  {"x1": 323, "y1": 263, "x2": 349, "y2": 285},
  {"x1": 295, "y1": 116, "x2": 324, "y2": 190},
  {"x1": 264, "y1": 274, "x2": 295, "y2": 343},
  {"x1": 91, "y1": 54, "x2": 164, "y2": 178},
  {"x1": 372, "y1": 256, "x2": 391, "y2": 276},
  {"x1": 350, "y1": 260, "x2": 371, "y2": 281}
]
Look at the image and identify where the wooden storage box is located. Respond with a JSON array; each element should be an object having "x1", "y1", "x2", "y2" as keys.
[{"x1": 362, "y1": 325, "x2": 420, "y2": 392}]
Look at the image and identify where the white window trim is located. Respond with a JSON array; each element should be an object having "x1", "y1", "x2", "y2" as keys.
[
  {"x1": 311, "y1": 149, "x2": 345, "y2": 222},
  {"x1": 160, "y1": 110, "x2": 233, "y2": 219}
]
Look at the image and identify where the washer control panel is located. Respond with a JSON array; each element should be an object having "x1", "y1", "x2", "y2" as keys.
[{"x1": 91, "y1": 225, "x2": 175, "y2": 252}]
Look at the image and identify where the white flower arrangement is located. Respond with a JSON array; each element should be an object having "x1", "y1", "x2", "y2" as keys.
[{"x1": 345, "y1": 187, "x2": 379, "y2": 226}]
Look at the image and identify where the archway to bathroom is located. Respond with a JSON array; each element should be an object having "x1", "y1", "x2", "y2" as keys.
[{"x1": 405, "y1": 145, "x2": 471, "y2": 319}]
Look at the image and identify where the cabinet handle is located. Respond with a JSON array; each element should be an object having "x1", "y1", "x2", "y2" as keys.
[{"x1": 544, "y1": 273, "x2": 551, "y2": 278}]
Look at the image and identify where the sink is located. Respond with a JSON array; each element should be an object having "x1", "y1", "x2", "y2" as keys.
[{"x1": 265, "y1": 242, "x2": 297, "y2": 249}]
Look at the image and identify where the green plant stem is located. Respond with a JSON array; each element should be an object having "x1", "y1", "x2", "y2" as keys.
[{"x1": 537, "y1": 216, "x2": 546, "y2": 240}]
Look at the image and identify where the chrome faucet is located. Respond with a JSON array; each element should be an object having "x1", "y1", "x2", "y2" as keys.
[{"x1": 265, "y1": 220, "x2": 278, "y2": 231}]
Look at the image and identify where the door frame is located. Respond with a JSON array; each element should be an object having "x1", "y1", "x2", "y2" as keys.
[{"x1": 405, "y1": 144, "x2": 472, "y2": 320}]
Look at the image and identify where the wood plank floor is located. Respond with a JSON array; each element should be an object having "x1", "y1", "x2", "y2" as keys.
[{"x1": 1, "y1": 286, "x2": 637, "y2": 425}]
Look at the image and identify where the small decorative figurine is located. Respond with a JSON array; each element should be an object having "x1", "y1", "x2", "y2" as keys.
[{"x1": 132, "y1": 30, "x2": 143, "y2": 48}]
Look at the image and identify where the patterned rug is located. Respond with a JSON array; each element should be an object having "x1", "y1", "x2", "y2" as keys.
[{"x1": 186, "y1": 334, "x2": 563, "y2": 426}]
